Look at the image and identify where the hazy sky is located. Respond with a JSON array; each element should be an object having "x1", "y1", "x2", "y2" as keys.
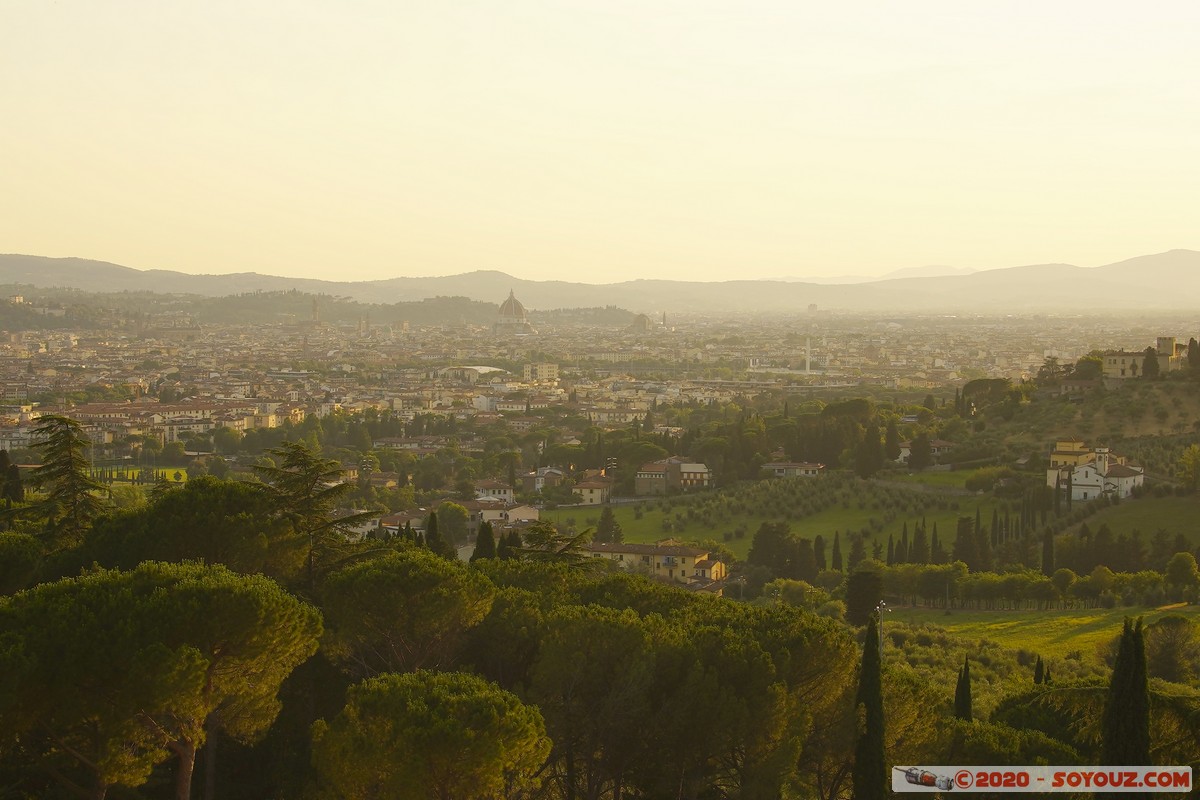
[{"x1": 4, "y1": 1, "x2": 1198, "y2": 283}]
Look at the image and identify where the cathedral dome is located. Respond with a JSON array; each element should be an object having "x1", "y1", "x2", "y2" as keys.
[
  {"x1": 498, "y1": 290, "x2": 527, "y2": 322},
  {"x1": 494, "y1": 289, "x2": 536, "y2": 335}
]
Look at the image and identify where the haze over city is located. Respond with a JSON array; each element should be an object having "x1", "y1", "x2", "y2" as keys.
[{"x1": 5, "y1": 1, "x2": 1199, "y2": 284}]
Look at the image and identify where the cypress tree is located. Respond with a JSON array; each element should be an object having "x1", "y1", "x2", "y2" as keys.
[
  {"x1": 470, "y1": 520, "x2": 496, "y2": 562},
  {"x1": 1034, "y1": 655, "x2": 1044, "y2": 684},
  {"x1": 953, "y1": 516, "x2": 978, "y2": 570},
  {"x1": 1101, "y1": 618, "x2": 1150, "y2": 767},
  {"x1": 814, "y1": 535, "x2": 827, "y2": 571},
  {"x1": 4, "y1": 462, "x2": 23, "y2": 503},
  {"x1": 1044, "y1": 666, "x2": 1051, "y2": 684},
  {"x1": 505, "y1": 530, "x2": 523, "y2": 558},
  {"x1": 852, "y1": 613, "x2": 886, "y2": 800},
  {"x1": 1041, "y1": 530, "x2": 1055, "y2": 576},
  {"x1": 849, "y1": 536, "x2": 867, "y2": 571},
  {"x1": 930, "y1": 523, "x2": 946, "y2": 565},
  {"x1": 0, "y1": 450, "x2": 11, "y2": 502},
  {"x1": 911, "y1": 524, "x2": 929, "y2": 565},
  {"x1": 886, "y1": 534, "x2": 895, "y2": 566},
  {"x1": 832, "y1": 532, "x2": 844, "y2": 572},
  {"x1": 884, "y1": 420, "x2": 901, "y2": 463},
  {"x1": 425, "y1": 511, "x2": 456, "y2": 560},
  {"x1": 596, "y1": 506, "x2": 622, "y2": 544},
  {"x1": 954, "y1": 656, "x2": 973, "y2": 721},
  {"x1": 495, "y1": 529, "x2": 511, "y2": 560}
]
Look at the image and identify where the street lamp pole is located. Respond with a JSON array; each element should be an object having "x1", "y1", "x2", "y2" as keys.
[{"x1": 875, "y1": 600, "x2": 890, "y2": 650}]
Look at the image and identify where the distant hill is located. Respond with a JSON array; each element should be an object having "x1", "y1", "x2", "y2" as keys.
[
  {"x1": 3, "y1": 250, "x2": 1199, "y2": 314},
  {"x1": 879, "y1": 265, "x2": 978, "y2": 280}
]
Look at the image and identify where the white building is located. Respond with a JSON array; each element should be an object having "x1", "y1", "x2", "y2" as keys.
[{"x1": 1046, "y1": 448, "x2": 1144, "y2": 501}]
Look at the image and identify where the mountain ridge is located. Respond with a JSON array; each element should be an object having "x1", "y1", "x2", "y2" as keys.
[{"x1": 2, "y1": 250, "x2": 1197, "y2": 314}]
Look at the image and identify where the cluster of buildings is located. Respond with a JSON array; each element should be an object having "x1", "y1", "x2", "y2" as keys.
[
  {"x1": 4, "y1": 289, "x2": 1191, "y2": 597},
  {"x1": 1045, "y1": 438, "x2": 1145, "y2": 501},
  {"x1": 1100, "y1": 336, "x2": 1190, "y2": 386}
]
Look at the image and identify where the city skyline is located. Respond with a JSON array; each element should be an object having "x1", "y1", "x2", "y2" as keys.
[{"x1": 5, "y1": 1, "x2": 1198, "y2": 283}]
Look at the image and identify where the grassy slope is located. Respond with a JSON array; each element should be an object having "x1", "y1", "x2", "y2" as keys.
[
  {"x1": 1060, "y1": 494, "x2": 1200, "y2": 541},
  {"x1": 972, "y1": 377, "x2": 1200, "y2": 464},
  {"x1": 889, "y1": 603, "x2": 1200, "y2": 662},
  {"x1": 544, "y1": 488, "x2": 1005, "y2": 561}
]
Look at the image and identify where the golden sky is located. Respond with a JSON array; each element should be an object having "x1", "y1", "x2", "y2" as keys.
[{"x1": 4, "y1": 1, "x2": 1198, "y2": 282}]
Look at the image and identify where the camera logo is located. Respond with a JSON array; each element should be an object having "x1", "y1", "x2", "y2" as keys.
[{"x1": 895, "y1": 766, "x2": 956, "y2": 791}]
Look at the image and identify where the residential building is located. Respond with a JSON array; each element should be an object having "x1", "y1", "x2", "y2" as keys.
[
  {"x1": 585, "y1": 540, "x2": 727, "y2": 592},
  {"x1": 474, "y1": 479, "x2": 514, "y2": 503},
  {"x1": 573, "y1": 479, "x2": 613, "y2": 505},
  {"x1": 761, "y1": 461, "x2": 825, "y2": 478},
  {"x1": 635, "y1": 458, "x2": 711, "y2": 495},
  {"x1": 896, "y1": 439, "x2": 955, "y2": 465},
  {"x1": 523, "y1": 362, "x2": 558, "y2": 382},
  {"x1": 1046, "y1": 446, "x2": 1144, "y2": 500}
]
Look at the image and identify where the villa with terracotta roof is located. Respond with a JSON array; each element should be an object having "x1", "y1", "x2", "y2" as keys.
[
  {"x1": 1045, "y1": 445, "x2": 1144, "y2": 501},
  {"x1": 585, "y1": 540, "x2": 727, "y2": 592}
]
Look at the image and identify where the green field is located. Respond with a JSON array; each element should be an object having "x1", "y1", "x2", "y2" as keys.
[
  {"x1": 544, "y1": 490, "x2": 1005, "y2": 561},
  {"x1": 883, "y1": 470, "x2": 979, "y2": 490},
  {"x1": 1061, "y1": 494, "x2": 1200, "y2": 542},
  {"x1": 89, "y1": 467, "x2": 188, "y2": 484},
  {"x1": 889, "y1": 603, "x2": 1200, "y2": 662}
]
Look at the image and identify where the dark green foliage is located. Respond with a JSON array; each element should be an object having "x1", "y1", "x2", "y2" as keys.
[
  {"x1": 254, "y1": 441, "x2": 374, "y2": 587},
  {"x1": 84, "y1": 476, "x2": 298, "y2": 578},
  {"x1": 424, "y1": 511, "x2": 457, "y2": 560},
  {"x1": 848, "y1": 535, "x2": 866, "y2": 571},
  {"x1": 852, "y1": 613, "x2": 886, "y2": 800},
  {"x1": 952, "y1": 516, "x2": 981, "y2": 571},
  {"x1": 1034, "y1": 655, "x2": 1044, "y2": 684},
  {"x1": 908, "y1": 432, "x2": 933, "y2": 471},
  {"x1": 28, "y1": 415, "x2": 107, "y2": 549},
  {"x1": 3, "y1": 463, "x2": 21, "y2": 504},
  {"x1": 1101, "y1": 618, "x2": 1150, "y2": 767},
  {"x1": 1142, "y1": 346, "x2": 1160, "y2": 380},
  {"x1": 855, "y1": 422, "x2": 883, "y2": 478},
  {"x1": 0, "y1": 562, "x2": 321, "y2": 799},
  {"x1": 845, "y1": 569, "x2": 884, "y2": 627},
  {"x1": 595, "y1": 505, "x2": 623, "y2": 544},
  {"x1": 954, "y1": 656, "x2": 972, "y2": 721},
  {"x1": 930, "y1": 523, "x2": 946, "y2": 564},
  {"x1": 832, "y1": 531, "x2": 844, "y2": 572},
  {"x1": 884, "y1": 420, "x2": 901, "y2": 462},
  {"x1": 495, "y1": 529, "x2": 512, "y2": 560},
  {"x1": 310, "y1": 670, "x2": 550, "y2": 799},
  {"x1": 470, "y1": 520, "x2": 497, "y2": 562},
  {"x1": 1041, "y1": 529, "x2": 1055, "y2": 576},
  {"x1": 941, "y1": 718, "x2": 1079, "y2": 767},
  {"x1": 322, "y1": 549, "x2": 494, "y2": 678},
  {"x1": 748, "y1": 521, "x2": 815, "y2": 580},
  {"x1": 961, "y1": 378, "x2": 1012, "y2": 411},
  {"x1": 974, "y1": 511, "x2": 992, "y2": 571},
  {"x1": 911, "y1": 525, "x2": 930, "y2": 564},
  {"x1": 0, "y1": 532, "x2": 41, "y2": 594}
]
